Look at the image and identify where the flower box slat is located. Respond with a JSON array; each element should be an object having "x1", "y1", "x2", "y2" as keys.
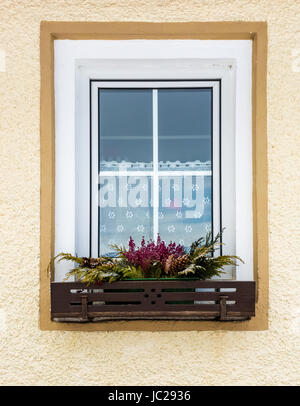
[
  {"x1": 62, "y1": 292, "x2": 253, "y2": 302},
  {"x1": 53, "y1": 280, "x2": 254, "y2": 290},
  {"x1": 86, "y1": 304, "x2": 222, "y2": 313},
  {"x1": 51, "y1": 311, "x2": 253, "y2": 321},
  {"x1": 51, "y1": 280, "x2": 255, "y2": 322},
  {"x1": 80, "y1": 303, "x2": 254, "y2": 313}
]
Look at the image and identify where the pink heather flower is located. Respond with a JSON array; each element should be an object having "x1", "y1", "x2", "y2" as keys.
[{"x1": 122, "y1": 235, "x2": 184, "y2": 272}]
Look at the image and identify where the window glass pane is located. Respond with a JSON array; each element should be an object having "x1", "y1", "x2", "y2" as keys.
[
  {"x1": 157, "y1": 89, "x2": 213, "y2": 246},
  {"x1": 158, "y1": 175, "x2": 212, "y2": 249},
  {"x1": 99, "y1": 176, "x2": 153, "y2": 255},
  {"x1": 99, "y1": 89, "x2": 153, "y2": 171},
  {"x1": 158, "y1": 89, "x2": 212, "y2": 171},
  {"x1": 97, "y1": 87, "x2": 214, "y2": 255}
]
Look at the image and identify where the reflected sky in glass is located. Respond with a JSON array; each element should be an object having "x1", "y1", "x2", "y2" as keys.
[
  {"x1": 99, "y1": 89, "x2": 153, "y2": 170},
  {"x1": 158, "y1": 89, "x2": 212, "y2": 165}
]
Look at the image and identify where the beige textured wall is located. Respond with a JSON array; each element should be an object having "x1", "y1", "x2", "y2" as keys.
[{"x1": 0, "y1": 0, "x2": 300, "y2": 386}]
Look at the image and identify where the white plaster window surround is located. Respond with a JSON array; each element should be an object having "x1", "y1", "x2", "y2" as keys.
[{"x1": 54, "y1": 40, "x2": 253, "y2": 282}]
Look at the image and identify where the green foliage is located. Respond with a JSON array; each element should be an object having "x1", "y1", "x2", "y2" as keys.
[
  {"x1": 178, "y1": 255, "x2": 243, "y2": 280},
  {"x1": 110, "y1": 243, "x2": 126, "y2": 258},
  {"x1": 177, "y1": 229, "x2": 244, "y2": 280},
  {"x1": 49, "y1": 230, "x2": 244, "y2": 284},
  {"x1": 189, "y1": 229, "x2": 222, "y2": 259},
  {"x1": 65, "y1": 263, "x2": 144, "y2": 285},
  {"x1": 47, "y1": 252, "x2": 84, "y2": 279},
  {"x1": 146, "y1": 261, "x2": 163, "y2": 279}
]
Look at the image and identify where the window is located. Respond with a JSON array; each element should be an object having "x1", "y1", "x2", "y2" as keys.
[
  {"x1": 91, "y1": 82, "x2": 219, "y2": 257},
  {"x1": 40, "y1": 22, "x2": 268, "y2": 331},
  {"x1": 54, "y1": 40, "x2": 252, "y2": 281}
]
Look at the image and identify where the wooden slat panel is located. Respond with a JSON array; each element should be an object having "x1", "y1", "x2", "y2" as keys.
[
  {"x1": 51, "y1": 280, "x2": 255, "y2": 290},
  {"x1": 65, "y1": 292, "x2": 253, "y2": 302},
  {"x1": 86, "y1": 304, "x2": 222, "y2": 312},
  {"x1": 52, "y1": 311, "x2": 254, "y2": 321},
  {"x1": 51, "y1": 280, "x2": 255, "y2": 321},
  {"x1": 66, "y1": 292, "x2": 145, "y2": 302},
  {"x1": 84, "y1": 303, "x2": 253, "y2": 312}
]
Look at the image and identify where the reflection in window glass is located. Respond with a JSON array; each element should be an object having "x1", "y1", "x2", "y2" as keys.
[
  {"x1": 158, "y1": 89, "x2": 212, "y2": 167},
  {"x1": 157, "y1": 89, "x2": 212, "y2": 247},
  {"x1": 99, "y1": 89, "x2": 153, "y2": 171}
]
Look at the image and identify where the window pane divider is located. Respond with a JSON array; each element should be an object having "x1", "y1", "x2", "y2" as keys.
[
  {"x1": 98, "y1": 171, "x2": 212, "y2": 177},
  {"x1": 153, "y1": 89, "x2": 159, "y2": 239}
]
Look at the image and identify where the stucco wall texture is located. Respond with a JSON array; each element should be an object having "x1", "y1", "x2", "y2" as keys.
[{"x1": 0, "y1": 0, "x2": 300, "y2": 386}]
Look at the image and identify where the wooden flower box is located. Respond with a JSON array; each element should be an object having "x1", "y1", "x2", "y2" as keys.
[{"x1": 51, "y1": 279, "x2": 255, "y2": 322}]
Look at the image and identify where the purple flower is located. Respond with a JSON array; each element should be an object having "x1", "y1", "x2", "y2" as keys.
[{"x1": 122, "y1": 235, "x2": 184, "y2": 272}]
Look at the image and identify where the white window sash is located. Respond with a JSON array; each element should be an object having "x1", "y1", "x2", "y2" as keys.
[{"x1": 91, "y1": 80, "x2": 220, "y2": 257}]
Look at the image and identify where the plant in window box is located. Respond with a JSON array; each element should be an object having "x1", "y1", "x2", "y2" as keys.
[{"x1": 48, "y1": 231, "x2": 243, "y2": 285}]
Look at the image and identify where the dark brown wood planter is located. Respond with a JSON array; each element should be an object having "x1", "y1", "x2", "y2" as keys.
[{"x1": 51, "y1": 279, "x2": 255, "y2": 322}]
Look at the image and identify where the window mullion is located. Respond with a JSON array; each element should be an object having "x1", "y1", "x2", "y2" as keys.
[{"x1": 153, "y1": 89, "x2": 159, "y2": 240}]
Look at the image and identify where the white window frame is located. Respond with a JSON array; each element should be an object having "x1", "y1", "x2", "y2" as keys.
[
  {"x1": 54, "y1": 40, "x2": 252, "y2": 281},
  {"x1": 91, "y1": 80, "x2": 220, "y2": 258}
]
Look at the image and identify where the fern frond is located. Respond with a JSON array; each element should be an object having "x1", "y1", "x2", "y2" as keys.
[
  {"x1": 47, "y1": 252, "x2": 84, "y2": 277},
  {"x1": 177, "y1": 264, "x2": 196, "y2": 276}
]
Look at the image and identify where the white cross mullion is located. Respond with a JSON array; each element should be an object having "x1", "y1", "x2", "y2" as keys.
[
  {"x1": 153, "y1": 89, "x2": 159, "y2": 240},
  {"x1": 98, "y1": 171, "x2": 211, "y2": 177}
]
